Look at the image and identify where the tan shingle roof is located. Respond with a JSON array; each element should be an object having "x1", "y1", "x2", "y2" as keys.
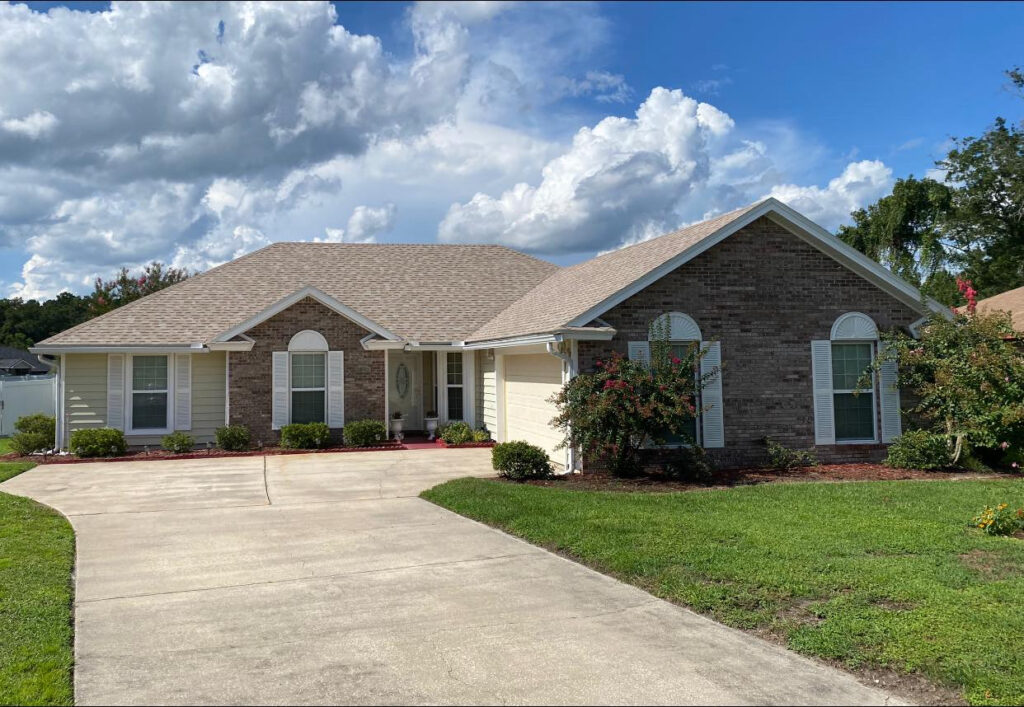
[
  {"x1": 974, "y1": 285, "x2": 1024, "y2": 332},
  {"x1": 40, "y1": 243, "x2": 558, "y2": 346},
  {"x1": 467, "y1": 202, "x2": 761, "y2": 342}
]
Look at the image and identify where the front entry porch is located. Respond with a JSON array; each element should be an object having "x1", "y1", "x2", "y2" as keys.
[{"x1": 386, "y1": 350, "x2": 475, "y2": 434}]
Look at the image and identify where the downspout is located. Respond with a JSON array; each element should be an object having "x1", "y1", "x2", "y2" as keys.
[{"x1": 545, "y1": 340, "x2": 577, "y2": 473}]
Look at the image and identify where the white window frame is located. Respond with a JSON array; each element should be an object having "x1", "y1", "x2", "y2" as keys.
[
  {"x1": 830, "y1": 340, "x2": 879, "y2": 444},
  {"x1": 658, "y1": 339, "x2": 702, "y2": 448},
  {"x1": 289, "y1": 351, "x2": 327, "y2": 425},
  {"x1": 446, "y1": 351, "x2": 464, "y2": 422},
  {"x1": 649, "y1": 312, "x2": 704, "y2": 448},
  {"x1": 126, "y1": 353, "x2": 174, "y2": 434}
]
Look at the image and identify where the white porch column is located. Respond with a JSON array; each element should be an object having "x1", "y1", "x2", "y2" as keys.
[
  {"x1": 494, "y1": 352, "x2": 506, "y2": 442},
  {"x1": 462, "y1": 350, "x2": 475, "y2": 426}
]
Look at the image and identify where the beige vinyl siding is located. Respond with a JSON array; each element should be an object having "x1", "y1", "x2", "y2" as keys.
[
  {"x1": 476, "y1": 349, "x2": 497, "y2": 433},
  {"x1": 64, "y1": 353, "x2": 108, "y2": 441},
  {"x1": 63, "y1": 351, "x2": 226, "y2": 448}
]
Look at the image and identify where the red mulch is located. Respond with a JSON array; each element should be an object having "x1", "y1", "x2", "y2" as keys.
[
  {"x1": 518, "y1": 464, "x2": 1017, "y2": 493},
  {"x1": 434, "y1": 439, "x2": 496, "y2": 449}
]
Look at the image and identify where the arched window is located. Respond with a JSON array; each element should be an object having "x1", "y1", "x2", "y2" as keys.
[
  {"x1": 287, "y1": 330, "x2": 329, "y2": 424},
  {"x1": 813, "y1": 313, "x2": 885, "y2": 444},
  {"x1": 649, "y1": 312, "x2": 704, "y2": 445}
]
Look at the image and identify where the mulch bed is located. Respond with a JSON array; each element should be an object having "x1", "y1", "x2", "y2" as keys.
[
  {"x1": 517, "y1": 463, "x2": 1016, "y2": 493},
  {"x1": 434, "y1": 439, "x2": 496, "y2": 448}
]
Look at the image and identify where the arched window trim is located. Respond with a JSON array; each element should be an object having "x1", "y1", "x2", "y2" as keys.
[
  {"x1": 830, "y1": 312, "x2": 878, "y2": 341},
  {"x1": 649, "y1": 312, "x2": 703, "y2": 342},
  {"x1": 288, "y1": 329, "x2": 329, "y2": 352},
  {"x1": 828, "y1": 312, "x2": 878, "y2": 444}
]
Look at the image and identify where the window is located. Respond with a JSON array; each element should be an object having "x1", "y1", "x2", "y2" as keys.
[
  {"x1": 831, "y1": 342, "x2": 876, "y2": 442},
  {"x1": 446, "y1": 352, "x2": 463, "y2": 421},
  {"x1": 131, "y1": 355, "x2": 169, "y2": 430},
  {"x1": 291, "y1": 353, "x2": 326, "y2": 424},
  {"x1": 661, "y1": 341, "x2": 700, "y2": 445},
  {"x1": 648, "y1": 312, "x2": 704, "y2": 447}
]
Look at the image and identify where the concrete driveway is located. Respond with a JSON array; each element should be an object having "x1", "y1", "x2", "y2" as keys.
[{"x1": 2, "y1": 449, "x2": 902, "y2": 706}]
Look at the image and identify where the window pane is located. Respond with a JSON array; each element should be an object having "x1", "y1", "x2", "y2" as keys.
[
  {"x1": 446, "y1": 352, "x2": 462, "y2": 385},
  {"x1": 831, "y1": 343, "x2": 872, "y2": 390},
  {"x1": 834, "y1": 392, "x2": 874, "y2": 440},
  {"x1": 291, "y1": 390, "x2": 325, "y2": 424},
  {"x1": 133, "y1": 356, "x2": 167, "y2": 391},
  {"x1": 660, "y1": 417, "x2": 698, "y2": 446},
  {"x1": 291, "y1": 353, "x2": 325, "y2": 389},
  {"x1": 132, "y1": 392, "x2": 167, "y2": 429},
  {"x1": 447, "y1": 387, "x2": 463, "y2": 421}
]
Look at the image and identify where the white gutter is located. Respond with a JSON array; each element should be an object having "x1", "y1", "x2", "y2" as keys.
[{"x1": 30, "y1": 344, "x2": 211, "y2": 354}]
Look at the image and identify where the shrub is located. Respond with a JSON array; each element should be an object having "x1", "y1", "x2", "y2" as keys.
[
  {"x1": 661, "y1": 445, "x2": 714, "y2": 481},
  {"x1": 472, "y1": 428, "x2": 491, "y2": 443},
  {"x1": 9, "y1": 413, "x2": 56, "y2": 455},
  {"x1": 885, "y1": 429, "x2": 952, "y2": 470},
  {"x1": 161, "y1": 431, "x2": 194, "y2": 454},
  {"x1": 280, "y1": 422, "x2": 331, "y2": 449},
  {"x1": 765, "y1": 438, "x2": 818, "y2": 471},
  {"x1": 439, "y1": 421, "x2": 474, "y2": 445},
  {"x1": 972, "y1": 503, "x2": 1024, "y2": 536},
  {"x1": 70, "y1": 427, "x2": 127, "y2": 458},
  {"x1": 215, "y1": 424, "x2": 251, "y2": 451},
  {"x1": 344, "y1": 419, "x2": 387, "y2": 447},
  {"x1": 492, "y1": 441, "x2": 552, "y2": 480}
]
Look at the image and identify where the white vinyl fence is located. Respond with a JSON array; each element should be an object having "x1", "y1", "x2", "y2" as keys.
[{"x1": 0, "y1": 375, "x2": 56, "y2": 437}]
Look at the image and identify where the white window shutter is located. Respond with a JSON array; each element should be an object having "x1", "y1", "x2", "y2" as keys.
[
  {"x1": 811, "y1": 340, "x2": 835, "y2": 445},
  {"x1": 699, "y1": 341, "x2": 724, "y2": 448},
  {"x1": 627, "y1": 341, "x2": 651, "y2": 366},
  {"x1": 327, "y1": 351, "x2": 345, "y2": 428},
  {"x1": 106, "y1": 354, "x2": 125, "y2": 431},
  {"x1": 174, "y1": 354, "x2": 192, "y2": 430},
  {"x1": 879, "y1": 343, "x2": 901, "y2": 443},
  {"x1": 272, "y1": 352, "x2": 289, "y2": 430}
]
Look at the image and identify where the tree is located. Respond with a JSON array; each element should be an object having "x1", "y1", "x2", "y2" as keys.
[
  {"x1": 88, "y1": 262, "x2": 190, "y2": 316},
  {"x1": 837, "y1": 176, "x2": 955, "y2": 296},
  {"x1": 551, "y1": 321, "x2": 714, "y2": 477}
]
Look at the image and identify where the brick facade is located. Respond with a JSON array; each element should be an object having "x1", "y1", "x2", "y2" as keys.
[
  {"x1": 577, "y1": 216, "x2": 922, "y2": 469},
  {"x1": 228, "y1": 297, "x2": 385, "y2": 443}
]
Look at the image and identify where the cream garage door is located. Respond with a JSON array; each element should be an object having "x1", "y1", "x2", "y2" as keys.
[{"x1": 504, "y1": 354, "x2": 564, "y2": 468}]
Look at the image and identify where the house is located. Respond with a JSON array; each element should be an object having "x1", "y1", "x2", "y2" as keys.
[
  {"x1": 31, "y1": 199, "x2": 944, "y2": 469},
  {"x1": 0, "y1": 345, "x2": 50, "y2": 377},
  {"x1": 973, "y1": 285, "x2": 1024, "y2": 335}
]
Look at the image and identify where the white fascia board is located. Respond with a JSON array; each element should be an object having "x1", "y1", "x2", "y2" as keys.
[
  {"x1": 207, "y1": 341, "x2": 254, "y2": 352},
  {"x1": 362, "y1": 339, "x2": 409, "y2": 351},
  {"x1": 212, "y1": 285, "x2": 400, "y2": 343},
  {"x1": 463, "y1": 327, "x2": 616, "y2": 350},
  {"x1": 566, "y1": 198, "x2": 946, "y2": 328},
  {"x1": 463, "y1": 333, "x2": 558, "y2": 350},
  {"x1": 30, "y1": 345, "x2": 209, "y2": 354}
]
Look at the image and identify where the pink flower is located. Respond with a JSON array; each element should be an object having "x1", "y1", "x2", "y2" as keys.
[
  {"x1": 1001, "y1": 442, "x2": 1010, "y2": 450},
  {"x1": 671, "y1": 357, "x2": 682, "y2": 365},
  {"x1": 1013, "y1": 462, "x2": 1020, "y2": 469}
]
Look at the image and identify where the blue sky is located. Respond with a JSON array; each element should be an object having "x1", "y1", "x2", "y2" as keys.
[{"x1": 2, "y1": 1, "x2": 1022, "y2": 298}]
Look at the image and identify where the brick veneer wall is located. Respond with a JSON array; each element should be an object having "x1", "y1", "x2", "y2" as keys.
[
  {"x1": 228, "y1": 297, "x2": 385, "y2": 444},
  {"x1": 577, "y1": 216, "x2": 922, "y2": 469}
]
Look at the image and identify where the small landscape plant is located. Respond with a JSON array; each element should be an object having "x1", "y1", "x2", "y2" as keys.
[
  {"x1": 70, "y1": 427, "x2": 127, "y2": 458},
  {"x1": 215, "y1": 424, "x2": 251, "y2": 451},
  {"x1": 661, "y1": 445, "x2": 714, "y2": 481},
  {"x1": 972, "y1": 502, "x2": 1024, "y2": 536},
  {"x1": 280, "y1": 422, "x2": 331, "y2": 449},
  {"x1": 9, "y1": 413, "x2": 56, "y2": 455},
  {"x1": 161, "y1": 431, "x2": 194, "y2": 454},
  {"x1": 472, "y1": 428, "x2": 491, "y2": 443},
  {"x1": 492, "y1": 441, "x2": 551, "y2": 480},
  {"x1": 343, "y1": 419, "x2": 387, "y2": 447},
  {"x1": 885, "y1": 429, "x2": 953, "y2": 470},
  {"x1": 439, "y1": 421, "x2": 474, "y2": 445},
  {"x1": 765, "y1": 438, "x2": 818, "y2": 471}
]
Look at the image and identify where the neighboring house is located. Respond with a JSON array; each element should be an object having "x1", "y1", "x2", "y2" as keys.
[
  {"x1": 0, "y1": 345, "x2": 50, "y2": 377},
  {"x1": 973, "y1": 285, "x2": 1024, "y2": 335},
  {"x1": 31, "y1": 199, "x2": 944, "y2": 469}
]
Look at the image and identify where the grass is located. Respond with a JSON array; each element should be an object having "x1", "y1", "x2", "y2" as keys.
[
  {"x1": 423, "y1": 477, "x2": 1024, "y2": 705},
  {"x1": 0, "y1": 460, "x2": 74, "y2": 706},
  {"x1": 0, "y1": 438, "x2": 12, "y2": 456}
]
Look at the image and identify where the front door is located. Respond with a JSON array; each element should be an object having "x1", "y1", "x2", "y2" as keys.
[{"x1": 389, "y1": 351, "x2": 422, "y2": 430}]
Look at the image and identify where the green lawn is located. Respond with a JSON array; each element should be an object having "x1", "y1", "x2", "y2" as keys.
[
  {"x1": 423, "y1": 477, "x2": 1024, "y2": 705},
  {"x1": 0, "y1": 461, "x2": 74, "y2": 706},
  {"x1": 0, "y1": 438, "x2": 12, "y2": 455}
]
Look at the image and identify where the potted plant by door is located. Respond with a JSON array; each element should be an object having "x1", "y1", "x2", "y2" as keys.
[
  {"x1": 390, "y1": 411, "x2": 405, "y2": 440},
  {"x1": 424, "y1": 411, "x2": 439, "y2": 440}
]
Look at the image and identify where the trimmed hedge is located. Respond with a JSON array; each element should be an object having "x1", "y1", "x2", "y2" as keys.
[
  {"x1": 70, "y1": 427, "x2": 127, "y2": 458},
  {"x1": 439, "y1": 421, "x2": 474, "y2": 445},
  {"x1": 215, "y1": 424, "x2": 250, "y2": 451},
  {"x1": 280, "y1": 422, "x2": 331, "y2": 449},
  {"x1": 161, "y1": 431, "x2": 194, "y2": 454},
  {"x1": 344, "y1": 419, "x2": 387, "y2": 447},
  {"x1": 885, "y1": 429, "x2": 953, "y2": 470},
  {"x1": 9, "y1": 413, "x2": 56, "y2": 455},
  {"x1": 492, "y1": 441, "x2": 552, "y2": 480}
]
